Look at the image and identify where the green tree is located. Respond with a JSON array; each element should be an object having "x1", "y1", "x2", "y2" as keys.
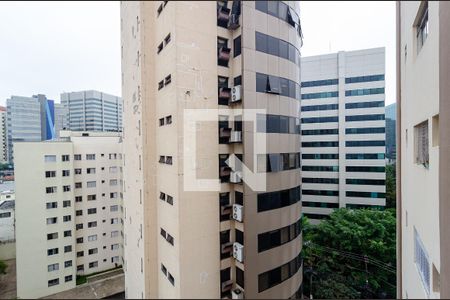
[
  {"x1": 0, "y1": 260, "x2": 7, "y2": 274},
  {"x1": 385, "y1": 164, "x2": 396, "y2": 209},
  {"x1": 303, "y1": 208, "x2": 396, "y2": 299}
]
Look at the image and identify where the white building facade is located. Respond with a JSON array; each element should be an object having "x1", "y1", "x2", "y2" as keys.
[
  {"x1": 0, "y1": 191, "x2": 15, "y2": 241},
  {"x1": 301, "y1": 48, "x2": 386, "y2": 222},
  {"x1": 61, "y1": 90, "x2": 123, "y2": 133},
  {"x1": 14, "y1": 131, "x2": 123, "y2": 299}
]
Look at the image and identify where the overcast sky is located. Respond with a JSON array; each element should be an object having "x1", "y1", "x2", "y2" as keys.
[{"x1": 0, "y1": 1, "x2": 395, "y2": 106}]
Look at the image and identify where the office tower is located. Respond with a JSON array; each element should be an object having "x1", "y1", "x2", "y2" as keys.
[
  {"x1": 61, "y1": 90, "x2": 123, "y2": 133},
  {"x1": 121, "y1": 1, "x2": 303, "y2": 298},
  {"x1": 6, "y1": 94, "x2": 58, "y2": 163},
  {"x1": 15, "y1": 131, "x2": 123, "y2": 298},
  {"x1": 0, "y1": 106, "x2": 7, "y2": 163},
  {"x1": 397, "y1": 1, "x2": 450, "y2": 298},
  {"x1": 300, "y1": 48, "x2": 386, "y2": 223},
  {"x1": 54, "y1": 103, "x2": 69, "y2": 138},
  {"x1": 385, "y1": 103, "x2": 396, "y2": 161}
]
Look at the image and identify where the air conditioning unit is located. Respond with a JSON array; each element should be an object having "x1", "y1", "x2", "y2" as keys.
[
  {"x1": 232, "y1": 204, "x2": 243, "y2": 222},
  {"x1": 232, "y1": 288, "x2": 244, "y2": 299},
  {"x1": 229, "y1": 130, "x2": 242, "y2": 143},
  {"x1": 231, "y1": 85, "x2": 242, "y2": 103},
  {"x1": 233, "y1": 242, "x2": 244, "y2": 263},
  {"x1": 230, "y1": 171, "x2": 242, "y2": 184}
]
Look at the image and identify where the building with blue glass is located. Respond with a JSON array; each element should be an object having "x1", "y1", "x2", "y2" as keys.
[
  {"x1": 300, "y1": 48, "x2": 386, "y2": 223},
  {"x1": 6, "y1": 94, "x2": 66, "y2": 162}
]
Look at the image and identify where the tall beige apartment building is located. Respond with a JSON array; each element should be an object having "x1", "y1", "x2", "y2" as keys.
[
  {"x1": 0, "y1": 106, "x2": 7, "y2": 163},
  {"x1": 121, "y1": 1, "x2": 303, "y2": 298},
  {"x1": 398, "y1": 1, "x2": 450, "y2": 298},
  {"x1": 15, "y1": 131, "x2": 123, "y2": 298}
]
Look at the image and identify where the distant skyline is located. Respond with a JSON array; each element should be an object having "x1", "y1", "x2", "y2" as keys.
[{"x1": 0, "y1": 1, "x2": 395, "y2": 105}]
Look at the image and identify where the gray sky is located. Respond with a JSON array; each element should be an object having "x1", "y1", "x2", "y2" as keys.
[{"x1": 0, "y1": 1, "x2": 395, "y2": 106}]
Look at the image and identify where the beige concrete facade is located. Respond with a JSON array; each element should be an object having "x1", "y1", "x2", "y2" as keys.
[
  {"x1": 14, "y1": 131, "x2": 123, "y2": 299},
  {"x1": 121, "y1": 1, "x2": 302, "y2": 299},
  {"x1": 398, "y1": 1, "x2": 450, "y2": 298}
]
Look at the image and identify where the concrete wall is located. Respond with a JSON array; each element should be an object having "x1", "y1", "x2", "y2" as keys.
[{"x1": 0, "y1": 241, "x2": 15, "y2": 260}]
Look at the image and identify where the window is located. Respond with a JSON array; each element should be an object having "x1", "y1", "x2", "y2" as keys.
[
  {"x1": 76, "y1": 210, "x2": 83, "y2": 216},
  {"x1": 345, "y1": 88, "x2": 385, "y2": 97},
  {"x1": 75, "y1": 182, "x2": 82, "y2": 189},
  {"x1": 88, "y1": 235, "x2": 97, "y2": 242},
  {"x1": 258, "y1": 251, "x2": 302, "y2": 292},
  {"x1": 48, "y1": 263, "x2": 59, "y2": 272},
  {"x1": 302, "y1": 78, "x2": 339, "y2": 87},
  {"x1": 0, "y1": 212, "x2": 11, "y2": 218},
  {"x1": 77, "y1": 251, "x2": 84, "y2": 257},
  {"x1": 415, "y1": 120, "x2": 429, "y2": 166},
  {"x1": 63, "y1": 215, "x2": 71, "y2": 222},
  {"x1": 88, "y1": 208, "x2": 97, "y2": 215},
  {"x1": 63, "y1": 200, "x2": 71, "y2": 208},
  {"x1": 62, "y1": 170, "x2": 70, "y2": 177},
  {"x1": 417, "y1": 3, "x2": 429, "y2": 53},
  {"x1": 88, "y1": 248, "x2": 98, "y2": 255},
  {"x1": 88, "y1": 221, "x2": 97, "y2": 228},
  {"x1": 86, "y1": 154, "x2": 96, "y2": 160},
  {"x1": 88, "y1": 194, "x2": 97, "y2": 201},
  {"x1": 64, "y1": 230, "x2": 72, "y2": 237},
  {"x1": 65, "y1": 275, "x2": 73, "y2": 282},
  {"x1": 166, "y1": 156, "x2": 173, "y2": 165},
  {"x1": 86, "y1": 181, "x2": 96, "y2": 188},
  {"x1": 47, "y1": 232, "x2": 58, "y2": 240},
  {"x1": 111, "y1": 244, "x2": 120, "y2": 250},
  {"x1": 45, "y1": 171, "x2": 56, "y2": 178},
  {"x1": 159, "y1": 155, "x2": 165, "y2": 163},
  {"x1": 415, "y1": 228, "x2": 430, "y2": 295},
  {"x1": 110, "y1": 205, "x2": 119, "y2": 212},
  {"x1": 47, "y1": 248, "x2": 59, "y2": 256},
  {"x1": 109, "y1": 166, "x2": 118, "y2": 173},
  {"x1": 47, "y1": 217, "x2": 57, "y2": 225},
  {"x1": 258, "y1": 218, "x2": 302, "y2": 252},
  {"x1": 168, "y1": 273, "x2": 175, "y2": 286},
  {"x1": 44, "y1": 155, "x2": 56, "y2": 162},
  {"x1": 48, "y1": 278, "x2": 59, "y2": 287},
  {"x1": 75, "y1": 168, "x2": 82, "y2": 175},
  {"x1": 63, "y1": 185, "x2": 71, "y2": 192},
  {"x1": 76, "y1": 223, "x2": 83, "y2": 230},
  {"x1": 89, "y1": 261, "x2": 98, "y2": 268},
  {"x1": 166, "y1": 195, "x2": 173, "y2": 205},
  {"x1": 165, "y1": 74, "x2": 172, "y2": 85},
  {"x1": 110, "y1": 192, "x2": 118, "y2": 199},
  {"x1": 65, "y1": 260, "x2": 72, "y2": 268},
  {"x1": 110, "y1": 179, "x2": 118, "y2": 186},
  {"x1": 166, "y1": 115, "x2": 172, "y2": 124},
  {"x1": 87, "y1": 168, "x2": 96, "y2": 174},
  {"x1": 75, "y1": 196, "x2": 82, "y2": 202},
  {"x1": 111, "y1": 231, "x2": 119, "y2": 238},
  {"x1": 46, "y1": 202, "x2": 57, "y2": 209},
  {"x1": 161, "y1": 264, "x2": 167, "y2": 276},
  {"x1": 111, "y1": 218, "x2": 119, "y2": 224},
  {"x1": 233, "y1": 35, "x2": 241, "y2": 57},
  {"x1": 345, "y1": 153, "x2": 385, "y2": 160},
  {"x1": 236, "y1": 267, "x2": 244, "y2": 288},
  {"x1": 46, "y1": 186, "x2": 57, "y2": 194},
  {"x1": 62, "y1": 155, "x2": 70, "y2": 162},
  {"x1": 257, "y1": 186, "x2": 300, "y2": 212},
  {"x1": 74, "y1": 154, "x2": 81, "y2": 160}
]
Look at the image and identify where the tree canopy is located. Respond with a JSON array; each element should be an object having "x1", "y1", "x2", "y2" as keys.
[{"x1": 303, "y1": 208, "x2": 396, "y2": 299}]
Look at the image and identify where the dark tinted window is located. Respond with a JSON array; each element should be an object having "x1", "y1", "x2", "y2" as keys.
[
  {"x1": 256, "y1": 73, "x2": 267, "y2": 92},
  {"x1": 233, "y1": 36, "x2": 241, "y2": 57},
  {"x1": 267, "y1": 1, "x2": 278, "y2": 17},
  {"x1": 236, "y1": 267, "x2": 245, "y2": 288},
  {"x1": 235, "y1": 229, "x2": 244, "y2": 245},
  {"x1": 255, "y1": 32, "x2": 267, "y2": 53},
  {"x1": 267, "y1": 115, "x2": 280, "y2": 133},
  {"x1": 255, "y1": 1, "x2": 267, "y2": 13},
  {"x1": 267, "y1": 35, "x2": 279, "y2": 56},
  {"x1": 279, "y1": 40, "x2": 289, "y2": 59}
]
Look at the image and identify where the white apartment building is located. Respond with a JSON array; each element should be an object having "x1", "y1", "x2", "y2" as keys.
[
  {"x1": 14, "y1": 131, "x2": 123, "y2": 299},
  {"x1": 0, "y1": 192, "x2": 15, "y2": 241},
  {"x1": 301, "y1": 48, "x2": 386, "y2": 223},
  {"x1": 61, "y1": 90, "x2": 123, "y2": 133},
  {"x1": 398, "y1": 1, "x2": 450, "y2": 298}
]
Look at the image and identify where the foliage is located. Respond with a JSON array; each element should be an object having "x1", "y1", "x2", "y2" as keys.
[
  {"x1": 386, "y1": 164, "x2": 396, "y2": 209},
  {"x1": 303, "y1": 208, "x2": 396, "y2": 299},
  {"x1": 0, "y1": 260, "x2": 7, "y2": 274},
  {"x1": 0, "y1": 163, "x2": 13, "y2": 171}
]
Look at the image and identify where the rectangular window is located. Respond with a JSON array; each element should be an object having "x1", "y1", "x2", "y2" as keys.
[
  {"x1": 110, "y1": 179, "x2": 118, "y2": 186},
  {"x1": 75, "y1": 168, "x2": 82, "y2": 175},
  {"x1": 87, "y1": 194, "x2": 97, "y2": 201},
  {"x1": 62, "y1": 170, "x2": 70, "y2": 177},
  {"x1": 76, "y1": 210, "x2": 83, "y2": 216},
  {"x1": 64, "y1": 245, "x2": 72, "y2": 253},
  {"x1": 74, "y1": 154, "x2": 82, "y2": 160},
  {"x1": 415, "y1": 228, "x2": 430, "y2": 295},
  {"x1": 63, "y1": 215, "x2": 71, "y2": 222},
  {"x1": 46, "y1": 186, "x2": 57, "y2": 194},
  {"x1": 415, "y1": 120, "x2": 429, "y2": 166},
  {"x1": 63, "y1": 200, "x2": 71, "y2": 208},
  {"x1": 48, "y1": 278, "x2": 59, "y2": 287},
  {"x1": 47, "y1": 232, "x2": 58, "y2": 240},
  {"x1": 87, "y1": 168, "x2": 96, "y2": 174},
  {"x1": 88, "y1": 235, "x2": 97, "y2": 242},
  {"x1": 166, "y1": 156, "x2": 173, "y2": 165},
  {"x1": 88, "y1": 248, "x2": 98, "y2": 255},
  {"x1": 45, "y1": 171, "x2": 56, "y2": 178},
  {"x1": 46, "y1": 217, "x2": 57, "y2": 225},
  {"x1": 87, "y1": 181, "x2": 96, "y2": 188},
  {"x1": 75, "y1": 196, "x2": 82, "y2": 202},
  {"x1": 77, "y1": 251, "x2": 84, "y2": 257},
  {"x1": 89, "y1": 261, "x2": 98, "y2": 268},
  {"x1": 111, "y1": 244, "x2": 120, "y2": 250},
  {"x1": 47, "y1": 248, "x2": 59, "y2": 256},
  {"x1": 46, "y1": 202, "x2": 57, "y2": 209},
  {"x1": 44, "y1": 155, "x2": 56, "y2": 162},
  {"x1": 76, "y1": 223, "x2": 83, "y2": 230},
  {"x1": 416, "y1": 3, "x2": 429, "y2": 53},
  {"x1": 109, "y1": 166, "x2": 118, "y2": 173},
  {"x1": 65, "y1": 275, "x2": 73, "y2": 282},
  {"x1": 86, "y1": 154, "x2": 96, "y2": 160},
  {"x1": 63, "y1": 185, "x2": 71, "y2": 192},
  {"x1": 48, "y1": 263, "x2": 59, "y2": 272},
  {"x1": 62, "y1": 155, "x2": 70, "y2": 162},
  {"x1": 110, "y1": 205, "x2": 119, "y2": 212},
  {"x1": 64, "y1": 260, "x2": 72, "y2": 268},
  {"x1": 88, "y1": 221, "x2": 97, "y2": 228},
  {"x1": 88, "y1": 208, "x2": 97, "y2": 215},
  {"x1": 111, "y1": 218, "x2": 119, "y2": 224},
  {"x1": 111, "y1": 231, "x2": 119, "y2": 238},
  {"x1": 233, "y1": 35, "x2": 241, "y2": 57},
  {"x1": 236, "y1": 267, "x2": 245, "y2": 288},
  {"x1": 64, "y1": 230, "x2": 72, "y2": 237}
]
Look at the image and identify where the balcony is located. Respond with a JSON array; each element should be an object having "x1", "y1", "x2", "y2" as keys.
[
  {"x1": 218, "y1": 87, "x2": 231, "y2": 105},
  {"x1": 218, "y1": 47, "x2": 231, "y2": 67},
  {"x1": 217, "y1": 5, "x2": 230, "y2": 28}
]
